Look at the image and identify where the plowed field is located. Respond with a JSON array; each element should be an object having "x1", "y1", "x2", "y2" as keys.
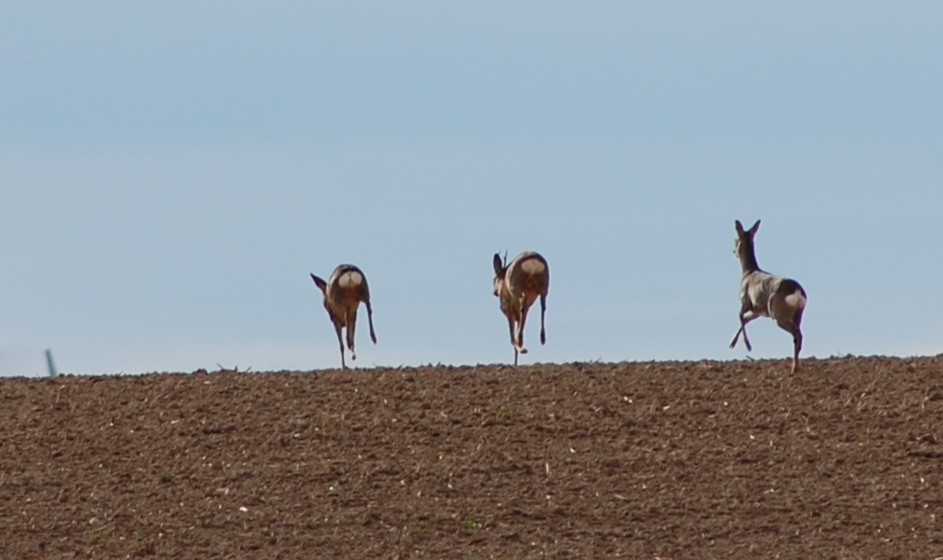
[{"x1": 2, "y1": 356, "x2": 942, "y2": 559}]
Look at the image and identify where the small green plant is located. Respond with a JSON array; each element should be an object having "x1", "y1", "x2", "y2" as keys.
[
  {"x1": 83, "y1": 524, "x2": 114, "y2": 543},
  {"x1": 463, "y1": 519, "x2": 482, "y2": 531}
]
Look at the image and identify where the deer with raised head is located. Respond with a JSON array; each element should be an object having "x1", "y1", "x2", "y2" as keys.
[
  {"x1": 729, "y1": 220, "x2": 807, "y2": 371},
  {"x1": 492, "y1": 251, "x2": 550, "y2": 366},
  {"x1": 310, "y1": 264, "x2": 377, "y2": 369}
]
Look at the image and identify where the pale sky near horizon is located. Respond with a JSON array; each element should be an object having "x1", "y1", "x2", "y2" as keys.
[{"x1": 2, "y1": 3, "x2": 942, "y2": 376}]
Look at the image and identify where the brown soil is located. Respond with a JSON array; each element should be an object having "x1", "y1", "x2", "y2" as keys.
[{"x1": 1, "y1": 356, "x2": 942, "y2": 559}]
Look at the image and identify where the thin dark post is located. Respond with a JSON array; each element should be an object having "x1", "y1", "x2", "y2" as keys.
[{"x1": 45, "y1": 349, "x2": 58, "y2": 378}]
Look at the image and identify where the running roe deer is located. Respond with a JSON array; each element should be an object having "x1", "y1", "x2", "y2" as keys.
[
  {"x1": 310, "y1": 264, "x2": 377, "y2": 369},
  {"x1": 492, "y1": 251, "x2": 550, "y2": 366},
  {"x1": 729, "y1": 220, "x2": 807, "y2": 372}
]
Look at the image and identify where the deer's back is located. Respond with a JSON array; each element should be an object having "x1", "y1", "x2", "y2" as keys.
[{"x1": 742, "y1": 271, "x2": 802, "y2": 316}]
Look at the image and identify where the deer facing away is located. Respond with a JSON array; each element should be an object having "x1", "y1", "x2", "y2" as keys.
[
  {"x1": 310, "y1": 264, "x2": 377, "y2": 369},
  {"x1": 493, "y1": 251, "x2": 549, "y2": 366},
  {"x1": 729, "y1": 219, "x2": 807, "y2": 371}
]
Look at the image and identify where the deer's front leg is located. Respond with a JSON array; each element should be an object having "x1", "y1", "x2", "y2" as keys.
[
  {"x1": 332, "y1": 321, "x2": 346, "y2": 369},
  {"x1": 730, "y1": 310, "x2": 758, "y2": 352},
  {"x1": 728, "y1": 324, "x2": 744, "y2": 349}
]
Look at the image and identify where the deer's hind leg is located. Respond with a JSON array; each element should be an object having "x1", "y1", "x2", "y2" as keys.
[
  {"x1": 775, "y1": 317, "x2": 802, "y2": 372},
  {"x1": 773, "y1": 300, "x2": 804, "y2": 372},
  {"x1": 515, "y1": 297, "x2": 529, "y2": 355},
  {"x1": 539, "y1": 293, "x2": 547, "y2": 345},
  {"x1": 346, "y1": 309, "x2": 358, "y2": 361},
  {"x1": 364, "y1": 300, "x2": 377, "y2": 344}
]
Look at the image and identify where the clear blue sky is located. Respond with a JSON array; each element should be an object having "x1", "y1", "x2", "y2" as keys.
[{"x1": 2, "y1": 3, "x2": 942, "y2": 375}]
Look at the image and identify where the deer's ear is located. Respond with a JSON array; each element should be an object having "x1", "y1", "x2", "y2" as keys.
[
  {"x1": 310, "y1": 273, "x2": 328, "y2": 293},
  {"x1": 735, "y1": 220, "x2": 744, "y2": 234},
  {"x1": 748, "y1": 220, "x2": 761, "y2": 235},
  {"x1": 493, "y1": 253, "x2": 504, "y2": 276}
]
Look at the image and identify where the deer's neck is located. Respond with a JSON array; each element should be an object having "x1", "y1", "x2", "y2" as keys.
[{"x1": 739, "y1": 242, "x2": 761, "y2": 274}]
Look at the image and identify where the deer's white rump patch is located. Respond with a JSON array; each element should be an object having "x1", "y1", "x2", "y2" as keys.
[
  {"x1": 519, "y1": 258, "x2": 546, "y2": 275},
  {"x1": 785, "y1": 289, "x2": 806, "y2": 309},
  {"x1": 337, "y1": 270, "x2": 363, "y2": 288}
]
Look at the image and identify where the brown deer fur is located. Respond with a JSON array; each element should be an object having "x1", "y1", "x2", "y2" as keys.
[
  {"x1": 729, "y1": 220, "x2": 807, "y2": 372},
  {"x1": 310, "y1": 264, "x2": 377, "y2": 368},
  {"x1": 493, "y1": 251, "x2": 550, "y2": 366}
]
